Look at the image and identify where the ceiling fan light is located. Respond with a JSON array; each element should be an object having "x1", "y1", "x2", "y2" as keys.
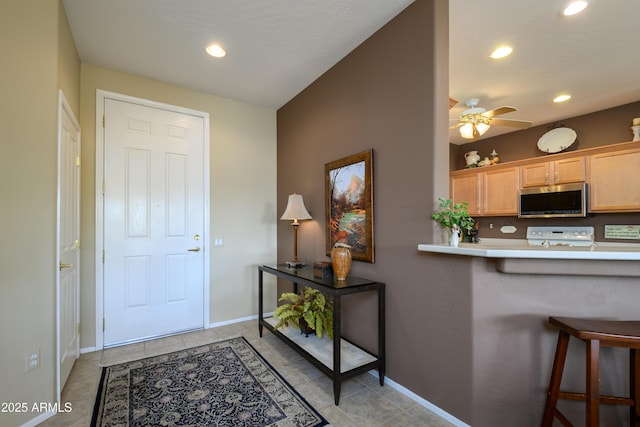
[
  {"x1": 460, "y1": 123, "x2": 475, "y2": 139},
  {"x1": 563, "y1": 1, "x2": 588, "y2": 16},
  {"x1": 489, "y1": 46, "x2": 513, "y2": 59},
  {"x1": 476, "y1": 122, "x2": 490, "y2": 136}
]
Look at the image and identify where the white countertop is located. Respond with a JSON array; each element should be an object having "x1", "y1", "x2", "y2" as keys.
[{"x1": 418, "y1": 239, "x2": 640, "y2": 261}]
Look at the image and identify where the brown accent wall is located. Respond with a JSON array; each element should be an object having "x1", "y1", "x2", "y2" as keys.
[
  {"x1": 277, "y1": 2, "x2": 640, "y2": 426},
  {"x1": 277, "y1": 0, "x2": 476, "y2": 423}
]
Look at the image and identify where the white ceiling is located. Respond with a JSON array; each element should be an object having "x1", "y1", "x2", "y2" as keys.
[
  {"x1": 63, "y1": 0, "x2": 640, "y2": 145},
  {"x1": 62, "y1": 0, "x2": 414, "y2": 109},
  {"x1": 449, "y1": 0, "x2": 640, "y2": 144}
]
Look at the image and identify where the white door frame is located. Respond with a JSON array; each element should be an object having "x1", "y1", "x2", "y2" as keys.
[
  {"x1": 95, "y1": 90, "x2": 211, "y2": 350},
  {"x1": 56, "y1": 90, "x2": 81, "y2": 402}
]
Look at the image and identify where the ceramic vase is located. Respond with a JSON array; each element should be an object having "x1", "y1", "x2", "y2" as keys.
[
  {"x1": 450, "y1": 229, "x2": 460, "y2": 247},
  {"x1": 331, "y1": 244, "x2": 352, "y2": 280}
]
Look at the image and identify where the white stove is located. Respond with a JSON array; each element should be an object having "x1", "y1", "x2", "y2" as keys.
[{"x1": 526, "y1": 226, "x2": 595, "y2": 247}]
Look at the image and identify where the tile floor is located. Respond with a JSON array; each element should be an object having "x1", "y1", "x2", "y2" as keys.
[{"x1": 40, "y1": 320, "x2": 455, "y2": 427}]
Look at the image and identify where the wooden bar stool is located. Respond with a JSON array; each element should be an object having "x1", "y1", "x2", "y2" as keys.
[{"x1": 542, "y1": 316, "x2": 640, "y2": 427}]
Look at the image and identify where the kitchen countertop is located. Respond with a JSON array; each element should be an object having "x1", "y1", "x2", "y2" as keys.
[{"x1": 417, "y1": 239, "x2": 640, "y2": 261}]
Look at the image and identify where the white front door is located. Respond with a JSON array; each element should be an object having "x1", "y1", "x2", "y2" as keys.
[
  {"x1": 57, "y1": 91, "x2": 80, "y2": 397},
  {"x1": 102, "y1": 97, "x2": 205, "y2": 346}
]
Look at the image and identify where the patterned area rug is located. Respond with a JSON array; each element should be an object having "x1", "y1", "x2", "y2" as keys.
[{"x1": 91, "y1": 336, "x2": 328, "y2": 426}]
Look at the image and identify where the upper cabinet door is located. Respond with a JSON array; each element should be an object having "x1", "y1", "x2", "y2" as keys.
[
  {"x1": 520, "y1": 162, "x2": 551, "y2": 187},
  {"x1": 553, "y1": 157, "x2": 585, "y2": 185},
  {"x1": 520, "y1": 157, "x2": 585, "y2": 187},
  {"x1": 589, "y1": 148, "x2": 640, "y2": 212},
  {"x1": 483, "y1": 167, "x2": 519, "y2": 216}
]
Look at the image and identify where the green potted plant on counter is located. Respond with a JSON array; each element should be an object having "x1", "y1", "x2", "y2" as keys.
[
  {"x1": 273, "y1": 287, "x2": 334, "y2": 339},
  {"x1": 430, "y1": 197, "x2": 475, "y2": 247}
]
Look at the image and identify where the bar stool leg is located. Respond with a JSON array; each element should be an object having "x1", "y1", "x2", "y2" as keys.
[
  {"x1": 542, "y1": 330, "x2": 570, "y2": 427},
  {"x1": 632, "y1": 349, "x2": 640, "y2": 427},
  {"x1": 586, "y1": 339, "x2": 600, "y2": 427}
]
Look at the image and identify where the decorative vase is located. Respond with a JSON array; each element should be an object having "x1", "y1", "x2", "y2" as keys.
[
  {"x1": 464, "y1": 150, "x2": 480, "y2": 166},
  {"x1": 450, "y1": 229, "x2": 460, "y2": 247},
  {"x1": 331, "y1": 244, "x2": 352, "y2": 280},
  {"x1": 632, "y1": 124, "x2": 640, "y2": 142}
]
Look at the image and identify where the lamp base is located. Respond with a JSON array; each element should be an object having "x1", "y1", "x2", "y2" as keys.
[{"x1": 285, "y1": 260, "x2": 305, "y2": 269}]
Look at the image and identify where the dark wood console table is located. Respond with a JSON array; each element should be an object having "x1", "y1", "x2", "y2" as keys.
[{"x1": 258, "y1": 264, "x2": 385, "y2": 405}]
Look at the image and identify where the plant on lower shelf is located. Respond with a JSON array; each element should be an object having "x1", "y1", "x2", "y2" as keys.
[
  {"x1": 430, "y1": 197, "x2": 475, "y2": 234},
  {"x1": 273, "y1": 287, "x2": 334, "y2": 339}
]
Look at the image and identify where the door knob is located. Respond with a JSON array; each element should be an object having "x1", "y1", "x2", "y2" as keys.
[
  {"x1": 188, "y1": 247, "x2": 201, "y2": 252},
  {"x1": 59, "y1": 262, "x2": 72, "y2": 271}
]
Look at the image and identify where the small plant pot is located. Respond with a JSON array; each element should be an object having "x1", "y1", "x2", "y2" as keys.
[{"x1": 299, "y1": 318, "x2": 315, "y2": 337}]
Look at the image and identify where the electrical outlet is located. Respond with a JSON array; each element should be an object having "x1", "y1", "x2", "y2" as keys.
[
  {"x1": 213, "y1": 238, "x2": 224, "y2": 247},
  {"x1": 26, "y1": 351, "x2": 39, "y2": 371}
]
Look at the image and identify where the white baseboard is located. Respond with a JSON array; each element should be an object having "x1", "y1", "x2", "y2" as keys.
[
  {"x1": 368, "y1": 370, "x2": 470, "y2": 427},
  {"x1": 209, "y1": 312, "x2": 274, "y2": 329},
  {"x1": 80, "y1": 346, "x2": 96, "y2": 354}
]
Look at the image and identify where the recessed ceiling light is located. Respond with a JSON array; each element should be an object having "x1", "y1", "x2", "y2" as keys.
[
  {"x1": 489, "y1": 46, "x2": 513, "y2": 59},
  {"x1": 206, "y1": 43, "x2": 226, "y2": 58},
  {"x1": 553, "y1": 94, "x2": 572, "y2": 103},
  {"x1": 563, "y1": 1, "x2": 588, "y2": 16}
]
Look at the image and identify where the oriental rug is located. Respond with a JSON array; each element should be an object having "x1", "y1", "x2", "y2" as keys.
[{"x1": 91, "y1": 336, "x2": 329, "y2": 426}]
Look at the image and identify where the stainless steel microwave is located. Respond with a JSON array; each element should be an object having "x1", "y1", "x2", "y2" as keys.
[{"x1": 518, "y1": 182, "x2": 588, "y2": 218}]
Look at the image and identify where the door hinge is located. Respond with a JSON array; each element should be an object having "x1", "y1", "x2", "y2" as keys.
[
  {"x1": 102, "y1": 318, "x2": 105, "y2": 332},
  {"x1": 76, "y1": 156, "x2": 81, "y2": 167},
  {"x1": 74, "y1": 239, "x2": 81, "y2": 250},
  {"x1": 102, "y1": 250, "x2": 105, "y2": 263},
  {"x1": 77, "y1": 324, "x2": 81, "y2": 335},
  {"x1": 102, "y1": 182, "x2": 105, "y2": 194},
  {"x1": 102, "y1": 114, "x2": 105, "y2": 127}
]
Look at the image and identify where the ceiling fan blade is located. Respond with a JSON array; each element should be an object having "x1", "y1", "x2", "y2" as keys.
[
  {"x1": 490, "y1": 118, "x2": 533, "y2": 129},
  {"x1": 482, "y1": 106, "x2": 517, "y2": 118},
  {"x1": 449, "y1": 122, "x2": 463, "y2": 130}
]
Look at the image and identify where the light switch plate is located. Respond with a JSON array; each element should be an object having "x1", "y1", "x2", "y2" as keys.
[{"x1": 604, "y1": 225, "x2": 640, "y2": 240}]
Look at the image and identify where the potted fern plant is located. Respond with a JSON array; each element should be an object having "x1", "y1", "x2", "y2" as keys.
[
  {"x1": 273, "y1": 287, "x2": 333, "y2": 339},
  {"x1": 430, "y1": 197, "x2": 475, "y2": 247}
]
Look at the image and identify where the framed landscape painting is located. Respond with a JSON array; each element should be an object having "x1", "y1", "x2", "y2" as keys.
[{"x1": 325, "y1": 149, "x2": 374, "y2": 263}]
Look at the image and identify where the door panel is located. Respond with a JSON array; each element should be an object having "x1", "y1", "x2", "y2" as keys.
[
  {"x1": 103, "y1": 99, "x2": 205, "y2": 346},
  {"x1": 57, "y1": 92, "x2": 80, "y2": 395}
]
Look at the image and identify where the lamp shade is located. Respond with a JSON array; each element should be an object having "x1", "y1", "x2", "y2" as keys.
[{"x1": 280, "y1": 194, "x2": 312, "y2": 221}]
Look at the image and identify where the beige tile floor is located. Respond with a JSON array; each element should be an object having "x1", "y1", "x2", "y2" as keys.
[{"x1": 40, "y1": 320, "x2": 455, "y2": 427}]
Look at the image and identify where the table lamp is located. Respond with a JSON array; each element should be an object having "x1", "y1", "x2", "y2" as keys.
[{"x1": 280, "y1": 193, "x2": 312, "y2": 268}]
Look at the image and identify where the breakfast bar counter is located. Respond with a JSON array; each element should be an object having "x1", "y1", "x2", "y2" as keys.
[
  {"x1": 418, "y1": 240, "x2": 640, "y2": 261},
  {"x1": 419, "y1": 239, "x2": 640, "y2": 277}
]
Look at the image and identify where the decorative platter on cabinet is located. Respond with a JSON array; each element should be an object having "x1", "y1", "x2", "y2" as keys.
[{"x1": 537, "y1": 127, "x2": 577, "y2": 153}]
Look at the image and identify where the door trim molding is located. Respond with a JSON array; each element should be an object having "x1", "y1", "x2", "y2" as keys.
[{"x1": 95, "y1": 90, "x2": 211, "y2": 350}]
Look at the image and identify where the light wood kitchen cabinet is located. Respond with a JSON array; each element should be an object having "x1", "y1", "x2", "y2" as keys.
[
  {"x1": 451, "y1": 167, "x2": 519, "y2": 216},
  {"x1": 520, "y1": 157, "x2": 585, "y2": 187},
  {"x1": 588, "y1": 147, "x2": 640, "y2": 212},
  {"x1": 451, "y1": 173, "x2": 480, "y2": 215}
]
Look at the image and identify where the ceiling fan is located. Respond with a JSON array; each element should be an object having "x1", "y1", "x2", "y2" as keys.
[{"x1": 450, "y1": 99, "x2": 533, "y2": 140}]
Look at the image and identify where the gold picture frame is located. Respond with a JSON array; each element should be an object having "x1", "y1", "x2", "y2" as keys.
[{"x1": 325, "y1": 149, "x2": 374, "y2": 263}]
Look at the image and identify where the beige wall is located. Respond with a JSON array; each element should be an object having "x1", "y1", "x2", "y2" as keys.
[
  {"x1": 0, "y1": 1, "x2": 80, "y2": 426},
  {"x1": 1, "y1": 3, "x2": 276, "y2": 424},
  {"x1": 79, "y1": 64, "x2": 278, "y2": 348}
]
